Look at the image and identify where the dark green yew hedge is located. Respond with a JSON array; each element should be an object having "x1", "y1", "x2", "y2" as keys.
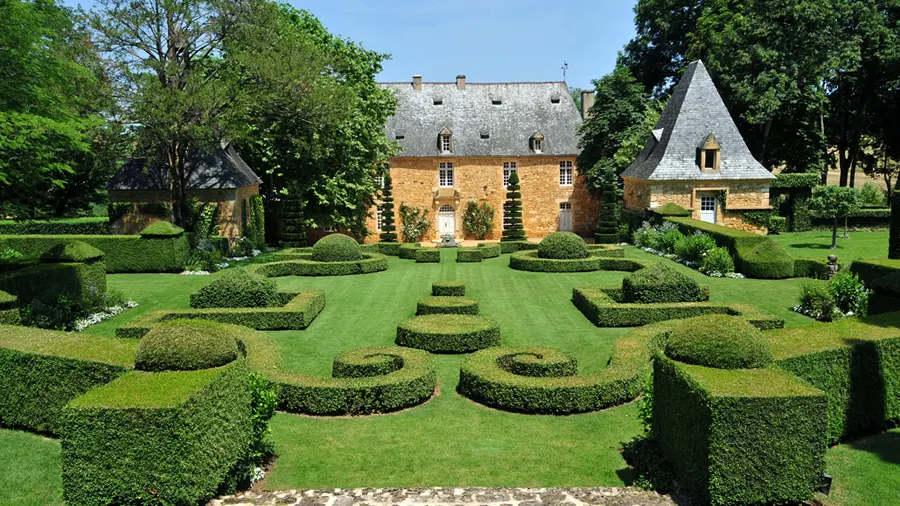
[
  {"x1": 456, "y1": 248, "x2": 483, "y2": 263},
  {"x1": 250, "y1": 253, "x2": 387, "y2": 277},
  {"x1": 509, "y1": 250, "x2": 603, "y2": 272},
  {"x1": 134, "y1": 320, "x2": 240, "y2": 372},
  {"x1": 653, "y1": 357, "x2": 827, "y2": 506},
  {"x1": 116, "y1": 291, "x2": 325, "y2": 338},
  {"x1": 61, "y1": 362, "x2": 252, "y2": 506},
  {"x1": 360, "y1": 242, "x2": 401, "y2": 256},
  {"x1": 399, "y1": 243, "x2": 421, "y2": 259},
  {"x1": 414, "y1": 248, "x2": 440, "y2": 263},
  {"x1": 416, "y1": 296, "x2": 479, "y2": 315},
  {"x1": 499, "y1": 241, "x2": 538, "y2": 254},
  {"x1": 0, "y1": 325, "x2": 135, "y2": 434},
  {"x1": 665, "y1": 315, "x2": 772, "y2": 370},
  {"x1": 0, "y1": 258, "x2": 106, "y2": 307},
  {"x1": 849, "y1": 258, "x2": 900, "y2": 286},
  {"x1": 396, "y1": 314, "x2": 500, "y2": 353},
  {"x1": 476, "y1": 242, "x2": 502, "y2": 258},
  {"x1": 793, "y1": 257, "x2": 831, "y2": 279},
  {"x1": 432, "y1": 281, "x2": 465, "y2": 296},
  {"x1": 0, "y1": 217, "x2": 110, "y2": 235}
]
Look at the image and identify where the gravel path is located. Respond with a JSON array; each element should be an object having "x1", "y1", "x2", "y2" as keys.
[{"x1": 210, "y1": 487, "x2": 684, "y2": 506}]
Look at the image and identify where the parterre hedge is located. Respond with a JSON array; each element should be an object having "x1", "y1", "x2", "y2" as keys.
[
  {"x1": 415, "y1": 248, "x2": 440, "y2": 263},
  {"x1": 476, "y1": 242, "x2": 502, "y2": 258},
  {"x1": 360, "y1": 242, "x2": 401, "y2": 256},
  {"x1": 508, "y1": 250, "x2": 600, "y2": 272},
  {"x1": 399, "y1": 243, "x2": 421, "y2": 259},
  {"x1": 0, "y1": 256, "x2": 106, "y2": 307},
  {"x1": 585, "y1": 244, "x2": 626, "y2": 257},
  {"x1": 0, "y1": 291, "x2": 19, "y2": 325},
  {"x1": 793, "y1": 257, "x2": 831, "y2": 279},
  {"x1": 653, "y1": 356, "x2": 827, "y2": 506},
  {"x1": 499, "y1": 241, "x2": 539, "y2": 254},
  {"x1": 0, "y1": 217, "x2": 110, "y2": 235},
  {"x1": 61, "y1": 362, "x2": 252, "y2": 506},
  {"x1": 456, "y1": 248, "x2": 483, "y2": 263},
  {"x1": 849, "y1": 258, "x2": 900, "y2": 286},
  {"x1": 396, "y1": 314, "x2": 500, "y2": 353},
  {"x1": 116, "y1": 291, "x2": 325, "y2": 338},
  {"x1": 432, "y1": 281, "x2": 465, "y2": 296},
  {"x1": 0, "y1": 325, "x2": 135, "y2": 434},
  {"x1": 249, "y1": 253, "x2": 387, "y2": 277},
  {"x1": 416, "y1": 296, "x2": 479, "y2": 315},
  {"x1": 190, "y1": 268, "x2": 281, "y2": 309}
]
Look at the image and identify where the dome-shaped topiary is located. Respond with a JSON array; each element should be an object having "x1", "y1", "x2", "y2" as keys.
[
  {"x1": 311, "y1": 233, "x2": 362, "y2": 262},
  {"x1": 665, "y1": 315, "x2": 773, "y2": 369},
  {"x1": 40, "y1": 241, "x2": 104, "y2": 263},
  {"x1": 139, "y1": 220, "x2": 185, "y2": 237},
  {"x1": 134, "y1": 320, "x2": 240, "y2": 372},
  {"x1": 189, "y1": 268, "x2": 280, "y2": 308},
  {"x1": 621, "y1": 263, "x2": 705, "y2": 303},
  {"x1": 537, "y1": 232, "x2": 589, "y2": 259}
]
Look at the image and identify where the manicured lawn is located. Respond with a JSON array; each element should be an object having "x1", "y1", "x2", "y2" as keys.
[
  {"x1": 770, "y1": 230, "x2": 889, "y2": 262},
  {"x1": 826, "y1": 428, "x2": 900, "y2": 506},
  {"x1": 0, "y1": 234, "x2": 895, "y2": 503}
]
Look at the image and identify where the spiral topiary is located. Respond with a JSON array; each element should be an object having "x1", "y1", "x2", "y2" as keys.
[
  {"x1": 134, "y1": 320, "x2": 240, "y2": 372},
  {"x1": 537, "y1": 232, "x2": 589, "y2": 259},
  {"x1": 665, "y1": 315, "x2": 773, "y2": 369},
  {"x1": 311, "y1": 233, "x2": 362, "y2": 262}
]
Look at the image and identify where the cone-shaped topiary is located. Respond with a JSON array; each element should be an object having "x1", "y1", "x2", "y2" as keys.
[
  {"x1": 40, "y1": 241, "x2": 104, "y2": 263},
  {"x1": 379, "y1": 171, "x2": 397, "y2": 242},
  {"x1": 501, "y1": 171, "x2": 525, "y2": 242},
  {"x1": 134, "y1": 320, "x2": 240, "y2": 372},
  {"x1": 139, "y1": 221, "x2": 185, "y2": 237},
  {"x1": 190, "y1": 268, "x2": 280, "y2": 308},
  {"x1": 538, "y1": 232, "x2": 589, "y2": 259},
  {"x1": 311, "y1": 233, "x2": 362, "y2": 262},
  {"x1": 281, "y1": 187, "x2": 306, "y2": 247},
  {"x1": 665, "y1": 315, "x2": 773, "y2": 369}
]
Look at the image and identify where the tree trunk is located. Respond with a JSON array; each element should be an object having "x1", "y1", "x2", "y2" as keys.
[
  {"x1": 831, "y1": 216, "x2": 838, "y2": 249},
  {"x1": 168, "y1": 143, "x2": 190, "y2": 228}
]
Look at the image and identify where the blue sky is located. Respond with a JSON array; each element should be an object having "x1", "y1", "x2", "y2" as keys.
[{"x1": 64, "y1": 0, "x2": 638, "y2": 90}]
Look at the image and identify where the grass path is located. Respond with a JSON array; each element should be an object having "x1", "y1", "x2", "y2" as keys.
[{"x1": 770, "y1": 231, "x2": 889, "y2": 262}]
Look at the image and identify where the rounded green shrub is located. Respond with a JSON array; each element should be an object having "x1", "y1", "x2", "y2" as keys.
[
  {"x1": 190, "y1": 268, "x2": 280, "y2": 308},
  {"x1": 538, "y1": 232, "x2": 589, "y2": 259},
  {"x1": 40, "y1": 241, "x2": 104, "y2": 263},
  {"x1": 311, "y1": 233, "x2": 362, "y2": 262},
  {"x1": 134, "y1": 320, "x2": 240, "y2": 372},
  {"x1": 432, "y1": 281, "x2": 465, "y2": 296},
  {"x1": 396, "y1": 314, "x2": 500, "y2": 353},
  {"x1": 416, "y1": 296, "x2": 479, "y2": 315},
  {"x1": 700, "y1": 247, "x2": 735, "y2": 274},
  {"x1": 665, "y1": 315, "x2": 773, "y2": 369},
  {"x1": 622, "y1": 264, "x2": 705, "y2": 303},
  {"x1": 139, "y1": 221, "x2": 184, "y2": 237}
]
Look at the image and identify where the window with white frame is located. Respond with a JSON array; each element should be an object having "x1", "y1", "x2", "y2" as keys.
[
  {"x1": 439, "y1": 162, "x2": 454, "y2": 187},
  {"x1": 559, "y1": 161, "x2": 573, "y2": 186},
  {"x1": 503, "y1": 161, "x2": 517, "y2": 187},
  {"x1": 533, "y1": 138, "x2": 543, "y2": 152},
  {"x1": 375, "y1": 174, "x2": 385, "y2": 188},
  {"x1": 441, "y1": 134, "x2": 452, "y2": 153},
  {"x1": 376, "y1": 208, "x2": 383, "y2": 232}
]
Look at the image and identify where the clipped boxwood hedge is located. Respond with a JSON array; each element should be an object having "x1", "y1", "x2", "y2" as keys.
[
  {"x1": 416, "y1": 296, "x2": 479, "y2": 315},
  {"x1": 537, "y1": 232, "x2": 589, "y2": 259},
  {"x1": 190, "y1": 268, "x2": 281, "y2": 309},
  {"x1": 432, "y1": 281, "x2": 465, "y2": 296},
  {"x1": 0, "y1": 325, "x2": 135, "y2": 434},
  {"x1": 134, "y1": 320, "x2": 240, "y2": 372},
  {"x1": 499, "y1": 241, "x2": 539, "y2": 254},
  {"x1": 0, "y1": 258, "x2": 106, "y2": 307},
  {"x1": 665, "y1": 315, "x2": 772, "y2": 369},
  {"x1": 736, "y1": 239, "x2": 795, "y2": 279},
  {"x1": 653, "y1": 356, "x2": 827, "y2": 506},
  {"x1": 250, "y1": 252, "x2": 387, "y2": 277},
  {"x1": 621, "y1": 263, "x2": 706, "y2": 303},
  {"x1": 312, "y1": 233, "x2": 362, "y2": 262},
  {"x1": 585, "y1": 244, "x2": 626, "y2": 257},
  {"x1": 61, "y1": 362, "x2": 252, "y2": 506},
  {"x1": 41, "y1": 241, "x2": 104, "y2": 263},
  {"x1": 0, "y1": 291, "x2": 20, "y2": 325},
  {"x1": 849, "y1": 258, "x2": 900, "y2": 286},
  {"x1": 116, "y1": 291, "x2": 325, "y2": 338},
  {"x1": 360, "y1": 242, "x2": 401, "y2": 256},
  {"x1": 476, "y1": 242, "x2": 502, "y2": 258},
  {"x1": 0, "y1": 217, "x2": 110, "y2": 235},
  {"x1": 794, "y1": 257, "x2": 831, "y2": 279},
  {"x1": 399, "y1": 243, "x2": 421, "y2": 259},
  {"x1": 456, "y1": 248, "x2": 483, "y2": 263},
  {"x1": 396, "y1": 314, "x2": 500, "y2": 353},
  {"x1": 509, "y1": 250, "x2": 603, "y2": 272},
  {"x1": 415, "y1": 248, "x2": 440, "y2": 263}
]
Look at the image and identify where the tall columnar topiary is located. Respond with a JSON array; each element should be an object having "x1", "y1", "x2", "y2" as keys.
[
  {"x1": 891, "y1": 193, "x2": 900, "y2": 259},
  {"x1": 379, "y1": 172, "x2": 397, "y2": 242},
  {"x1": 281, "y1": 193, "x2": 306, "y2": 248},
  {"x1": 595, "y1": 163, "x2": 620, "y2": 243},
  {"x1": 502, "y1": 171, "x2": 525, "y2": 242}
]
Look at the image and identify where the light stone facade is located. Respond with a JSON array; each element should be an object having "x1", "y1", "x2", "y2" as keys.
[
  {"x1": 622, "y1": 177, "x2": 771, "y2": 234},
  {"x1": 366, "y1": 157, "x2": 599, "y2": 242}
]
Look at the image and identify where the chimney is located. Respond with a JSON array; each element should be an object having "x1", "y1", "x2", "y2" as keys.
[
  {"x1": 581, "y1": 90, "x2": 595, "y2": 119},
  {"x1": 412, "y1": 74, "x2": 423, "y2": 91},
  {"x1": 456, "y1": 74, "x2": 466, "y2": 90}
]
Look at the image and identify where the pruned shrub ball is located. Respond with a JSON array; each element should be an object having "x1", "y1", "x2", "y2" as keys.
[
  {"x1": 190, "y1": 268, "x2": 280, "y2": 308},
  {"x1": 311, "y1": 233, "x2": 362, "y2": 262},
  {"x1": 134, "y1": 320, "x2": 240, "y2": 372},
  {"x1": 621, "y1": 263, "x2": 705, "y2": 303},
  {"x1": 665, "y1": 315, "x2": 773, "y2": 369},
  {"x1": 537, "y1": 232, "x2": 589, "y2": 260}
]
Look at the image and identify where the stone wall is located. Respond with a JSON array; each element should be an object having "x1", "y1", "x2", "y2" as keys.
[
  {"x1": 366, "y1": 156, "x2": 599, "y2": 242},
  {"x1": 622, "y1": 178, "x2": 771, "y2": 234}
]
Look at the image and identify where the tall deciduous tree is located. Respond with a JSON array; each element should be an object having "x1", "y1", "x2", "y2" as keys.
[
  {"x1": 501, "y1": 172, "x2": 525, "y2": 242},
  {"x1": 379, "y1": 171, "x2": 397, "y2": 242}
]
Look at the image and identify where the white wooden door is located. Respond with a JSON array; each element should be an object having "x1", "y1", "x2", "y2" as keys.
[
  {"x1": 700, "y1": 196, "x2": 717, "y2": 224},
  {"x1": 558, "y1": 203, "x2": 573, "y2": 231},
  {"x1": 438, "y1": 205, "x2": 455, "y2": 235}
]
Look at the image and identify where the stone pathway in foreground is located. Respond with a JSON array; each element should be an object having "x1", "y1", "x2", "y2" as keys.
[{"x1": 210, "y1": 487, "x2": 683, "y2": 506}]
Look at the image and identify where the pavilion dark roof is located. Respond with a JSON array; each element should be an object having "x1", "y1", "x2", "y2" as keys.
[{"x1": 107, "y1": 143, "x2": 262, "y2": 191}]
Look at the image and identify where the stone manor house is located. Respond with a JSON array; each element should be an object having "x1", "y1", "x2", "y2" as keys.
[{"x1": 366, "y1": 74, "x2": 599, "y2": 242}]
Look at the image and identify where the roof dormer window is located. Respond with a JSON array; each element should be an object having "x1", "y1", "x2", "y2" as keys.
[
  {"x1": 492, "y1": 99, "x2": 502, "y2": 106},
  {"x1": 433, "y1": 98, "x2": 443, "y2": 106},
  {"x1": 438, "y1": 127, "x2": 453, "y2": 154},
  {"x1": 698, "y1": 133, "x2": 721, "y2": 172},
  {"x1": 531, "y1": 132, "x2": 545, "y2": 153}
]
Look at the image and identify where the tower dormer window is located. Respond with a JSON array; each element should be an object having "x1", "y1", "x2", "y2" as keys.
[
  {"x1": 531, "y1": 132, "x2": 545, "y2": 153},
  {"x1": 698, "y1": 133, "x2": 721, "y2": 172},
  {"x1": 438, "y1": 127, "x2": 453, "y2": 154}
]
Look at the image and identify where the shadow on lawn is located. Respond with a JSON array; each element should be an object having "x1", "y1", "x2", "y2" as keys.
[
  {"x1": 788, "y1": 243, "x2": 841, "y2": 250},
  {"x1": 846, "y1": 429, "x2": 900, "y2": 465}
]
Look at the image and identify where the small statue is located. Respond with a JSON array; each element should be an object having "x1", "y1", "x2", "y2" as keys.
[
  {"x1": 439, "y1": 234, "x2": 459, "y2": 248},
  {"x1": 827, "y1": 254, "x2": 839, "y2": 279}
]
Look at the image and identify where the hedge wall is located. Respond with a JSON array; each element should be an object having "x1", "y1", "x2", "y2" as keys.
[
  {"x1": 396, "y1": 314, "x2": 500, "y2": 353},
  {"x1": 849, "y1": 258, "x2": 900, "y2": 286},
  {"x1": 499, "y1": 241, "x2": 539, "y2": 254},
  {"x1": 61, "y1": 362, "x2": 252, "y2": 506},
  {"x1": 359, "y1": 242, "x2": 401, "y2": 256},
  {"x1": 116, "y1": 291, "x2": 325, "y2": 338},
  {"x1": 398, "y1": 243, "x2": 421, "y2": 259},
  {"x1": 0, "y1": 234, "x2": 189, "y2": 273},
  {"x1": 476, "y1": 243, "x2": 502, "y2": 258},
  {"x1": 653, "y1": 357, "x2": 827, "y2": 506},
  {"x1": 416, "y1": 296, "x2": 479, "y2": 316},
  {"x1": 0, "y1": 260, "x2": 106, "y2": 307},
  {"x1": 509, "y1": 250, "x2": 625, "y2": 273},
  {"x1": 0, "y1": 290, "x2": 18, "y2": 325},
  {"x1": 456, "y1": 248, "x2": 483, "y2": 263},
  {"x1": 0, "y1": 325, "x2": 134, "y2": 434},
  {"x1": 769, "y1": 313, "x2": 900, "y2": 443},
  {"x1": 249, "y1": 253, "x2": 387, "y2": 277},
  {"x1": 793, "y1": 257, "x2": 831, "y2": 279},
  {"x1": 414, "y1": 248, "x2": 441, "y2": 263},
  {"x1": 0, "y1": 217, "x2": 110, "y2": 235}
]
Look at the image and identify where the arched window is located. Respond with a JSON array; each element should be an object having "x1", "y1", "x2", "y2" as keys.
[{"x1": 439, "y1": 204, "x2": 454, "y2": 213}]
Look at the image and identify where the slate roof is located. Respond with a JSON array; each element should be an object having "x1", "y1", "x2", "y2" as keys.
[
  {"x1": 621, "y1": 61, "x2": 775, "y2": 182},
  {"x1": 381, "y1": 81, "x2": 582, "y2": 157},
  {"x1": 107, "y1": 143, "x2": 262, "y2": 191}
]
